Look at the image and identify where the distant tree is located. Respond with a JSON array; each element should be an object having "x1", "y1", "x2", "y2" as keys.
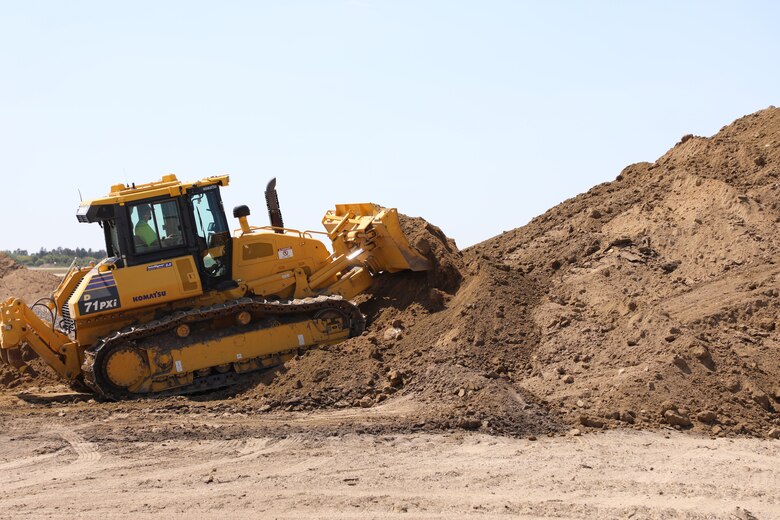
[{"x1": 2, "y1": 247, "x2": 107, "y2": 267}]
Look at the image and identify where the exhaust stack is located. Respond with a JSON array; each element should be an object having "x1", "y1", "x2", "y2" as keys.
[{"x1": 265, "y1": 178, "x2": 285, "y2": 234}]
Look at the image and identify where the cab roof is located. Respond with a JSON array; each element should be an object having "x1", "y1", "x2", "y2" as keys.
[{"x1": 76, "y1": 174, "x2": 229, "y2": 223}]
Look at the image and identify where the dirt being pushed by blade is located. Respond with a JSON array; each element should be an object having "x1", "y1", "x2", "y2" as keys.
[
  {"x1": 0, "y1": 253, "x2": 62, "y2": 391},
  {"x1": 236, "y1": 216, "x2": 563, "y2": 437}
]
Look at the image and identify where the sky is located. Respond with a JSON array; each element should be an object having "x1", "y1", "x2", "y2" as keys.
[{"x1": 1, "y1": 1, "x2": 778, "y2": 253}]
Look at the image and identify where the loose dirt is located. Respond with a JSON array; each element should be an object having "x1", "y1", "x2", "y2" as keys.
[
  {"x1": 229, "y1": 214, "x2": 559, "y2": 437},
  {"x1": 1, "y1": 108, "x2": 780, "y2": 441},
  {"x1": 0, "y1": 254, "x2": 61, "y2": 390}
]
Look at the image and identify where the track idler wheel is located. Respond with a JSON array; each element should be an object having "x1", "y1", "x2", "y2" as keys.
[
  {"x1": 92, "y1": 342, "x2": 150, "y2": 400},
  {"x1": 313, "y1": 308, "x2": 349, "y2": 334}
]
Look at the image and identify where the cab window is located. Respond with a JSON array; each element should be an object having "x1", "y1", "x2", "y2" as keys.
[{"x1": 130, "y1": 200, "x2": 184, "y2": 254}]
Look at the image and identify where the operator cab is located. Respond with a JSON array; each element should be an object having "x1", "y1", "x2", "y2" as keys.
[{"x1": 77, "y1": 175, "x2": 234, "y2": 290}]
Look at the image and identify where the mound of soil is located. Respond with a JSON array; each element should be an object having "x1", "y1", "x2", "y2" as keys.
[
  {"x1": 472, "y1": 106, "x2": 780, "y2": 438},
  {"x1": 0, "y1": 254, "x2": 61, "y2": 390},
  {"x1": 236, "y1": 106, "x2": 780, "y2": 438},
  {"x1": 234, "y1": 216, "x2": 562, "y2": 436},
  {"x1": 0, "y1": 253, "x2": 61, "y2": 306},
  {"x1": 0, "y1": 253, "x2": 22, "y2": 278}
]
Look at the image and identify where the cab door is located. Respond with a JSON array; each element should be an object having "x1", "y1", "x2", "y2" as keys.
[{"x1": 185, "y1": 185, "x2": 234, "y2": 290}]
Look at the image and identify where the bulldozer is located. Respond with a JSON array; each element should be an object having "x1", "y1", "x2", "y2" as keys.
[{"x1": 0, "y1": 174, "x2": 429, "y2": 399}]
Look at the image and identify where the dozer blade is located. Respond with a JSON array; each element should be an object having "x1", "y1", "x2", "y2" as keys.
[{"x1": 323, "y1": 203, "x2": 431, "y2": 273}]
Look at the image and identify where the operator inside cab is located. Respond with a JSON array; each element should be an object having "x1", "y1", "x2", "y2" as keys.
[
  {"x1": 161, "y1": 215, "x2": 184, "y2": 247},
  {"x1": 134, "y1": 204, "x2": 159, "y2": 247}
]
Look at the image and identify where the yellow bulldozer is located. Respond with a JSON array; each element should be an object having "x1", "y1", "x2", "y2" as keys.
[{"x1": 0, "y1": 174, "x2": 429, "y2": 399}]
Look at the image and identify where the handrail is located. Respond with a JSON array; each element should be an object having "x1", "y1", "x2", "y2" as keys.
[{"x1": 233, "y1": 225, "x2": 328, "y2": 239}]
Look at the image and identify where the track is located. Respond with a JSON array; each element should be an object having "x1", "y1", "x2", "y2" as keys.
[{"x1": 81, "y1": 295, "x2": 365, "y2": 400}]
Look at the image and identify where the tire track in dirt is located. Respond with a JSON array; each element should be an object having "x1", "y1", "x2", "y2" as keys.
[
  {"x1": 0, "y1": 426, "x2": 101, "y2": 493},
  {"x1": 52, "y1": 425, "x2": 101, "y2": 464}
]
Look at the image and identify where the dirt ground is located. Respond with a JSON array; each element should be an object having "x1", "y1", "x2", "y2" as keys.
[{"x1": 0, "y1": 389, "x2": 778, "y2": 519}]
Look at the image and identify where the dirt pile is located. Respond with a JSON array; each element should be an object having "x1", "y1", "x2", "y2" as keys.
[
  {"x1": 0, "y1": 254, "x2": 61, "y2": 390},
  {"x1": 473, "y1": 106, "x2": 780, "y2": 438},
  {"x1": 0, "y1": 254, "x2": 61, "y2": 307},
  {"x1": 0, "y1": 253, "x2": 22, "y2": 278},
  {"x1": 235, "y1": 217, "x2": 561, "y2": 436},
  {"x1": 238, "y1": 106, "x2": 780, "y2": 438}
]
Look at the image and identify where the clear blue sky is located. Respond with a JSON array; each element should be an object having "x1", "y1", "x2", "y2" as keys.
[{"x1": 1, "y1": 1, "x2": 778, "y2": 253}]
